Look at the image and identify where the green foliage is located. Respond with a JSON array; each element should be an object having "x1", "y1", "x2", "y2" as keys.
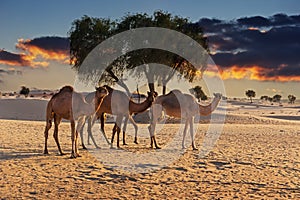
[
  {"x1": 190, "y1": 86, "x2": 207, "y2": 102},
  {"x1": 68, "y1": 11, "x2": 209, "y2": 91},
  {"x1": 245, "y1": 89, "x2": 256, "y2": 103},
  {"x1": 20, "y1": 86, "x2": 30, "y2": 97}
]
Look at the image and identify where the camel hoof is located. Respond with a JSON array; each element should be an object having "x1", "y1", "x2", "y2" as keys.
[
  {"x1": 70, "y1": 154, "x2": 77, "y2": 159},
  {"x1": 192, "y1": 147, "x2": 198, "y2": 151},
  {"x1": 76, "y1": 154, "x2": 82, "y2": 157},
  {"x1": 155, "y1": 146, "x2": 161, "y2": 150},
  {"x1": 182, "y1": 146, "x2": 186, "y2": 149},
  {"x1": 95, "y1": 146, "x2": 101, "y2": 149},
  {"x1": 60, "y1": 152, "x2": 66, "y2": 156},
  {"x1": 134, "y1": 140, "x2": 138, "y2": 144},
  {"x1": 82, "y1": 146, "x2": 87, "y2": 150},
  {"x1": 43, "y1": 150, "x2": 49, "y2": 154}
]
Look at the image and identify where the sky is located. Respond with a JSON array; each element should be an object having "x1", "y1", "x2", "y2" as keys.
[{"x1": 0, "y1": 0, "x2": 299, "y2": 98}]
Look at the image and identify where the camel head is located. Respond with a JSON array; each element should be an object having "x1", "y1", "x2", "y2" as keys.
[
  {"x1": 213, "y1": 93, "x2": 222, "y2": 100},
  {"x1": 147, "y1": 91, "x2": 158, "y2": 102},
  {"x1": 95, "y1": 86, "x2": 109, "y2": 99}
]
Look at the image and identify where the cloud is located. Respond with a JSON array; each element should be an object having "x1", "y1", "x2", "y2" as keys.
[
  {"x1": 0, "y1": 68, "x2": 22, "y2": 85},
  {"x1": 0, "y1": 36, "x2": 70, "y2": 68},
  {"x1": 200, "y1": 13, "x2": 300, "y2": 82},
  {"x1": 0, "y1": 68, "x2": 22, "y2": 75},
  {"x1": 16, "y1": 36, "x2": 70, "y2": 64},
  {"x1": 0, "y1": 50, "x2": 30, "y2": 66}
]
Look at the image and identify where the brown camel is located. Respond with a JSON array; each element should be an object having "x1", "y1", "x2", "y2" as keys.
[
  {"x1": 79, "y1": 85, "x2": 157, "y2": 149},
  {"x1": 149, "y1": 90, "x2": 222, "y2": 150},
  {"x1": 86, "y1": 85, "x2": 157, "y2": 149},
  {"x1": 43, "y1": 86, "x2": 108, "y2": 158}
]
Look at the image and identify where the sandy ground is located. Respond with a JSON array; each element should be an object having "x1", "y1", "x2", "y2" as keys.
[{"x1": 1, "y1": 98, "x2": 300, "y2": 199}]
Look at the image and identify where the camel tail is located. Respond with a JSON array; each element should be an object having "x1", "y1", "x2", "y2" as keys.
[{"x1": 45, "y1": 98, "x2": 55, "y2": 126}]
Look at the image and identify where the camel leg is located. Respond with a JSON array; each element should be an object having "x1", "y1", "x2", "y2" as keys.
[
  {"x1": 80, "y1": 123, "x2": 87, "y2": 149},
  {"x1": 182, "y1": 119, "x2": 189, "y2": 149},
  {"x1": 111, "y1": 123, "x2": 117, "y2": 148},
  {"x1": 70, "y1": 119, "x2": 77, "y2": 158},
  {"x1": 122, "y1": 116, "x2": 129, "y2": 145},
  {"x1": 77, "y1": 116, "x2": 87, "y2": 150},
  {"x1": 149, "y1": 121, "x2": 160, "y2": 149},
  {"x1": 189, "y1": 117, "x2": 197, "y2": 150},
  {"x1": 87, "y1": 116, "x2": 100, "y2": 148},
  {"x1": 43, "y1": 119, "x2": 52, "y2": 154},
  {"x1": 74, "y1": 128, "x2": 81, "y2": 157},
  {"x1": 149, "y1": 106, "x2": 161, "y2": 149},
  {"x1": 100, "y1": 113, "x2": 110, "y2": 145},
  {"x1": 128, "y1": 115, "x2": 139, "y2": 144},
  {"x1": 115, "y1": 116, "x2": 123, "y2": 148},
  {"x1": 53, "y1": 116, "x2": 65, "y2": 155}
]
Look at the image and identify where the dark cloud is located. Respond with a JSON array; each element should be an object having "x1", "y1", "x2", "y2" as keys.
[
  {"x1": 17, "y1": 36, "x2": 69, "y2": 53},
  {"x1": 0, "y1": 36, "x2": 70, "y2": 68},
  {"x1": 0, "y1": 50, "x2": 30, "y2": 66},
  {"x1": 237, "y1": 16, "x2": 270, "y2": 27},
  {"x1": 237, "y1": 13, "x2": 300, "y2": 27},
  {"x1": 200, "y1": 13, "x2": 300, "y2": 81}
]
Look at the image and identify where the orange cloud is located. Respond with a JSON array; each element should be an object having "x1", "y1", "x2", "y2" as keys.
[
  {"x1": 0, "y1": 37, "x2": 70, "y2": 68},
  {"x1": 16, "y1": 38, "x2": 70, "y2": 64},
  {"x1": 204, "y1": 65, "x2": 300, "y2": 82},
  {"x1": 0, "y1": 49, "x2": 48, "y2": 68}
]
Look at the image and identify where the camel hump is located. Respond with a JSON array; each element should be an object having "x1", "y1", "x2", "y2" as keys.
[
  {"x1": 169, "y1": 89, "x2": 182, "y2": 96},
  {"x1": 59, "y1": 86, "x2": 74, "y2": 93}
]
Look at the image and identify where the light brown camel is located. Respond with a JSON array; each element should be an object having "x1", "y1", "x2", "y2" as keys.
[
  {"x1": 149, "y1": 90, "x2": 222, "y2": 150},
  {"x1": 87, "y1": 85, "x2": 157, "y2": 149},
  {"x1": 43, "y1": 86, "x2": 108, "y2": 158}
]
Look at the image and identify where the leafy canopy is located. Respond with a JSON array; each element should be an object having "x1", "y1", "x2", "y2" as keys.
[{"x1": 68, "y1": 11, "x2": 209, "y2": 91}]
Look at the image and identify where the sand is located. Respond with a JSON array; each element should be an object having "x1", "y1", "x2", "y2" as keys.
[{"x1": 0, "y1": 98, "x2": 300, "y2": 199}]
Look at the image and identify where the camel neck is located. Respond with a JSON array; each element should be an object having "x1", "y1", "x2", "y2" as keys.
[
  {"x1": 129, "y1": 98, "x2": 152, "y2": 114},
  {"x1": 198, "y1": 98, "x2": 220, "y2": 116}
]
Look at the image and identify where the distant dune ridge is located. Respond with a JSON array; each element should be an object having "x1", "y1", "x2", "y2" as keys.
[{"x1": 0, "y1": 96, "x2": 299, "y2": 122}]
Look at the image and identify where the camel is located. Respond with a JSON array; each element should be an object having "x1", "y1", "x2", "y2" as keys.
[
  {"x1": 148, "y1": 90, "x2": 222, "y2": 150},
  {"x1": 43, "y1": 86, "x2": 108, "y2": 158},
  {"x1": 85, "y1": 85, "x2": 157, "y2": 149}
]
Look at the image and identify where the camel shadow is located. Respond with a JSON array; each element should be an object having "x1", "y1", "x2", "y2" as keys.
[{"x1": 0, "y1": 146, "x2": 45, "y2": 161}]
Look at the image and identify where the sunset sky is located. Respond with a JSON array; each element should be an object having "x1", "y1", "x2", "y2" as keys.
[{"x1": 0, "y1": 0, "x2": 299, "y2": 98}]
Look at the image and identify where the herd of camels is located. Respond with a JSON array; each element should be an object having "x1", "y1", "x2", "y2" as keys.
[{"x1": 44, "y1": 85, "x2": 222, "y2": 158}]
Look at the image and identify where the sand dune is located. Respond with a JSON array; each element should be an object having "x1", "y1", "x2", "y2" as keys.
[{"x1": 0, "y1": 98, "x2": 300, "y2": 199}]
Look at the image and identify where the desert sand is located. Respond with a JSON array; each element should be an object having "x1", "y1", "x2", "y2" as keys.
[{"x1": 0, "y1": 97, "x2": 300, "y2": 199}]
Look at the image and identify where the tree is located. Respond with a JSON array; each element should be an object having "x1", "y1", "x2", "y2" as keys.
[
  {"x1": 68, "y1": 11, "x2": 209, "y2": 93},
  {"x1": 288, "y1": 95, "x2": 296, "y2": 104},
  {"x1": 190, "y1": 86, "x2": 207, "y2": 102},
  {"x1": 272, "y1": 94, "x2": 282, "y2": 103},
  {"x1": 20, "y1": 86, "x2": 30, "y2": 97},
  {"x1": 245, "y1": 90, "x2": 255, "y2": 103},
  {"x1": 260, "y1": 95, "x2": 269, "y2": 101}
]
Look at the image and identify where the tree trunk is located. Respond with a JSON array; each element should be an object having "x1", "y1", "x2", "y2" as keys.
[
  {"x1": 162, "y1": 85, "x2": 167, "y2": 95},
  {"x1": 148, "y1": 83, "x2": 155, "y2": 93}
]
